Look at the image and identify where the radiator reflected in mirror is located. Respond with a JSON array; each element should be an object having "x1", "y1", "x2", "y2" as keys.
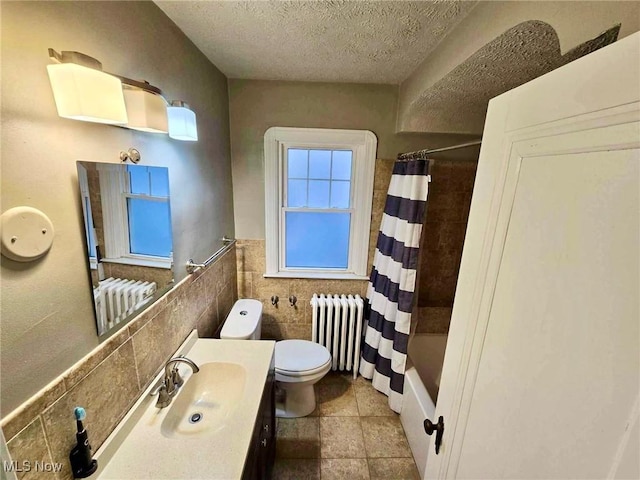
[{"x1": 77, "y1": 161, "x2": 175, "y2": 338}]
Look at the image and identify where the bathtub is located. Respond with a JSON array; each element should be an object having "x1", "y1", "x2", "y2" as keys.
[{"x1": 400, "y1": 334, "x2": 448, "y2": 479}]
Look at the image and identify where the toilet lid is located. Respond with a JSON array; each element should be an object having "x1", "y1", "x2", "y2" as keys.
[{"x1": 275, "y1": 340, "x2": 331, "y2": 374}]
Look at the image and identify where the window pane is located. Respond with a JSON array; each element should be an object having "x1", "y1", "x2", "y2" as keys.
[
  {"x1": 287, "y1": 179, "x2": 307, "y2": 207},
  {"x1": 308, "y1": 180, "x2": 330, "y2": 208},
  {"x1": 288, "y1": 149, "x2": 308, "y2": 178},
  {"x1": 309, "y1": 150, "x2": 331, "y2": 179},
  {"x1": 330, "y1": 180, "x2": 351, "y2": 208},
  {"x1": 331, "y1": 150, "x2": 352, "y2": 180},
  {"x1": 149, "y1": 166, "x2": 170, "y2": 197},
  {"x1": 128, "y1": 165, "x2": 149, "y2": 195},
  {"x1": 128, "y1": 198, "x2": 172, "y2": 257},
  {"x1": 285, "y1": 212, "x2": 350, "y2": 269}
]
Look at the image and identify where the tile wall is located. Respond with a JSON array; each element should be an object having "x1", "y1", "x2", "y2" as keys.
[
  {"x1": 236, "y1": 242, "x2": 368, "y2": 341},
  {"x1": 417, "y1": 160, "x2": 477, "y2": 333},
  {"x1": 91, "y1": 263, "x2": 173, "y2": 291},
  {"x1": 0, "y1": 248, "x2": 238, "y2": 480}
]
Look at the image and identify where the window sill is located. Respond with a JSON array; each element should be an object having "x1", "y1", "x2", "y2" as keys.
[
  {"x1": 263, "y1": 272, "x2": 369, "y2": 281},
  {"x1": 102, "y1": 257, "x2": 172, "y2": 269}
]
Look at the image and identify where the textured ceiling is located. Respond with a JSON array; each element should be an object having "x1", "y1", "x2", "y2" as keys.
[
  {"x1": 155, "y1": 0, "x2": 477, "y2": 84},
  {"x1": 400, "y1": 21, "x2": 620, "y2": 134}
]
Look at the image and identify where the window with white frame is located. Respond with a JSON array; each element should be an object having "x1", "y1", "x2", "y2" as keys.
[
  {"x1": 264, "y1": 127, "x2": 377, "y2": 279},
  {"x1": 98, "y1": 163, "x2": 173, "y2": 268}
]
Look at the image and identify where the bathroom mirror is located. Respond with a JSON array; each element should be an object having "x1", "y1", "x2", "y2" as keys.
[{"x1": 77, "y1": 161, "x2": 175, "y2": 339}]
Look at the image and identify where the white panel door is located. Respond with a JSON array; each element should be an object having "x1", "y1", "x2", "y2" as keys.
[{"x1": 426, "y1": 33, "x2": 640, "y2": 479}]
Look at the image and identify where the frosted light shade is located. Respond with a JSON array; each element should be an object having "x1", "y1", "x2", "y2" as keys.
[
  {"x1": 167, "y1": 105, "x2": 198, "y2": 141},
  {"x1": 46, "y1": 63, "x2": 127, "y2": 125},
  {"x1": 123, "y1": 89, "x2": 168, "y2": 133}
]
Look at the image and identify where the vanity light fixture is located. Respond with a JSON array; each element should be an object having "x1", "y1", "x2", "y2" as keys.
[
  {"x1": 123, "y1": 87, "x2": 169, "y2": 134},
  {"x1": 47, "y1": 49, "x2": 197, "y2": 142},
  {"x1": 167, "y1": 101, "x2": 198, "y2": 141},
  {"x1": 46, "y1": 49, "x2": 128, "y2": 125}
]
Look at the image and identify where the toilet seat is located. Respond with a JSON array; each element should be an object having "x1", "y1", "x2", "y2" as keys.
[
  {"x1": 221, "y1": 299, "x2": 331, "y2": 418},
  {"x1": 275, "y1": 340, "x2": 331, "y2": 377},
  {"x1": 276, "y1": 358, "x2": 332, "y2": 377}
]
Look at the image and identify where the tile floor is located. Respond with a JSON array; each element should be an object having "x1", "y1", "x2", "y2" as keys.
[{"x1": 273, "y1": 372, "x2": 420, "y2": 480}]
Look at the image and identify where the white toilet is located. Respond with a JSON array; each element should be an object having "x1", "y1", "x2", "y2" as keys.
[{"x1": 220, "y1": 299, "x2": 332, "y2": 418}]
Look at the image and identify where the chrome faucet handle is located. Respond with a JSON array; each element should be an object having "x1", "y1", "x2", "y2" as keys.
[
  {"x1": 171, "y1": 366, "x2": 184, "y2": 389},
  {"x1": 155, "y1": 383, "x2": 171, "y2": 408},
  {"x1": 163, "y1": 374, "x2": 177, "y2": 396},
  {"x1": 154, "y1": 356, "x2": 200, "y2": 409}
]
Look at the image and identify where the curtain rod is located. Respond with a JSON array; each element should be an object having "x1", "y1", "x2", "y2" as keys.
[{"x1": 398, "y1": 139, "x2": 482, "y2": 159}]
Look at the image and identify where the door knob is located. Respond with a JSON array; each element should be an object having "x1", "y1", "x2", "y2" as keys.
[{"x1": 423, "y1": 416, "x2": 444, "y2": 455}]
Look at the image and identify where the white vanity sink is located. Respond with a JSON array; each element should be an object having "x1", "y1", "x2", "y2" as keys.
[
  {"x1": 91, "y1": 331, "x2": 275, "y2": 480},
  {"x1": 161, "y1": 362, "x2": 247, "y2": 439}
]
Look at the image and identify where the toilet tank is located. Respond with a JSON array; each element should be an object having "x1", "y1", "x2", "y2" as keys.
[{"x1": 220, "y1": 299, "x2": 263, "y2": 340}]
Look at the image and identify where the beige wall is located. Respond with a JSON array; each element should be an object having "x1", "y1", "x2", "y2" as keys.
[
  {"x1": 397, "y1": 1, "x2": 640, "y2": 132},
  {"x1": 0, "y1": 1, "x2": 234, "y2": 416},
  {"x1": 228, "y1": 79, "x2": 479, "y2": 239},
  {"x1": 229, "y1": 79, "x2": 480, "y2": 336}
]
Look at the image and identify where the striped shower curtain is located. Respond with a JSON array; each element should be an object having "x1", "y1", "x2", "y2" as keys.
[{"x1": 359, "y1": 157, "x2": 431, "y2": 413}]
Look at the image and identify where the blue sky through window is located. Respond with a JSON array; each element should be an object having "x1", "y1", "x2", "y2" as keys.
[
  {"x1": 286, "y1": 149, "x2": 353, "y2": 208},
  {"x1": 285, "y1": 212, "x2": 350, "y2": 268},
  {"x1": 127, "y1": 198, "x2": 172, "y2": 257},
  {"x1": 285, "y1": 149, "x2": 353, "y2": 269},
  {"x1": 126, "y1": 165, "x2": 172, "y2": 258}
]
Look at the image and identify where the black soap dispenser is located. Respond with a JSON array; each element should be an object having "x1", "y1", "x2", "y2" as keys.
[{"x1": 69, "y1": 406, "x2": 98, "y2": 478}]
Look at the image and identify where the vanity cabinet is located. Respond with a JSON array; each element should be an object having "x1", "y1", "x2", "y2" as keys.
[
  {"x1": 89, "y1": 335, "x2": 276, "y2": 480},
  {"x1": 242, "y1": 366, "x2": 276, "y2": 480}
]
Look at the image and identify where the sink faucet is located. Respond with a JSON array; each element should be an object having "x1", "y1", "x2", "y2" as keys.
[{"x1": 155, "y1": 356, "x2": 200, "y2": 408}]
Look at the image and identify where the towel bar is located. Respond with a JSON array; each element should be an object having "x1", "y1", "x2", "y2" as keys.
[{"x1": 186, "y1": 237, "x2": 236, "y2": 274}]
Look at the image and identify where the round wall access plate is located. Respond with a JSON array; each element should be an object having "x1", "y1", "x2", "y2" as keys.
[{"x1": 1, "y1": 206, "x2": 55, "y2": 262}]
